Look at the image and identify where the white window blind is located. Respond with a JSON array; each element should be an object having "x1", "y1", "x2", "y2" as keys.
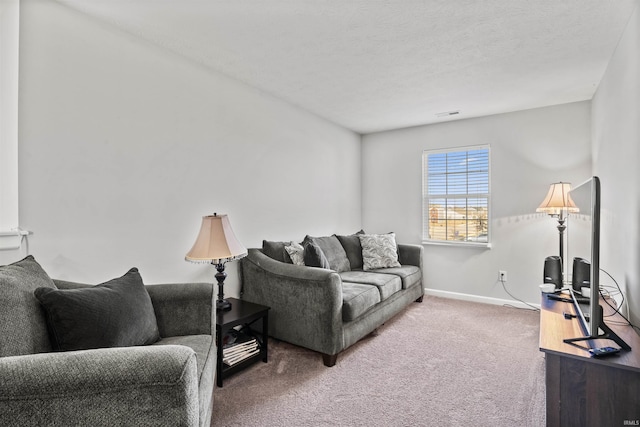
[{"x1": 422, "y1": 145, "x2": 490, "y2": 246}]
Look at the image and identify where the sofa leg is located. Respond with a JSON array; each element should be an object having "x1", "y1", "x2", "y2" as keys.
[
  {"x1": 415, "y1": 295, "x2": 424, "y2": 303},
  {"x1": 322, "y1": 353, "x2": 337, "y2": 367}
]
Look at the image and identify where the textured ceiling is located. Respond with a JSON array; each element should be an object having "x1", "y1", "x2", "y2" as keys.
[{"x1": 56, "y1": 0, "x2": 638, "y2": 134}]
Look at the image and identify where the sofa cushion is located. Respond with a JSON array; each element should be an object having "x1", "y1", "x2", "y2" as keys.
[
  {"x1": 0, "y1": 256, "x2": 56, "y2": 357},
  {"x1": 34, "y1": 267, "x2": 160, "y2": 351},
  {"x1": 303, "y1": 235, "x2": 350, "y2": 272},
  {"x1": 341, "y1": 282, "x2": 381, "y2": 322},
  {"x1": 262, "y1": 240, "x2": 293, "y2": 263},
  {"x1": 336, "y1": 230, "x2": 365, "y2": 270},
  {"x1": 339, "y1": 271, "x2": 402, "y2": 300},
  {"x1": 359, "y1": 233, "x2": 401, "y2": 270},
  {"x1": 370, "y1": 265, "x2": 422, "y2": 290},
  {"x1": 303, "y1": 242, "x2": 331, "y2": 269}
]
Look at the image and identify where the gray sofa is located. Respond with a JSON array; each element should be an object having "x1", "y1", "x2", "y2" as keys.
[
  {"x1": 0, "y1": 256, "x2": 215, "y2": 427},
  {"x1": 240, "y1": 233, "x2": 423, "y2": 366}
]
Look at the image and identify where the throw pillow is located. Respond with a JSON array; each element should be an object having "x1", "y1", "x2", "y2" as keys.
[
  {"x1": 302, "y1": 235, "x2": 351, "y2": 272},
  {"x1": 0, "y1": 256, "x2": 57, "y2": 357},
  {"x1": 34, "y1": 267, "x2": 160, "y2": 352},
  {"x1": 359, "y1": 233, "x2": 402, "y2": 270},
  {"x1": 262, "y1": 240, "x2": 293, "y2": 263},
  {"x1": 303, "y1": 242, "x2": 331, "y2": 269},
  {"x1": 285, "y1": 242, "x2": 305, "y2": 266},
  {"x1": 336, "y1": 230, "x2": 365, "y2": 270}
]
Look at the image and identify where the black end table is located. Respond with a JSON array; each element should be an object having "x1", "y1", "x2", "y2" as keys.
[{"x1": 215, "y1": 297, "x2": 270, "y2": 387}]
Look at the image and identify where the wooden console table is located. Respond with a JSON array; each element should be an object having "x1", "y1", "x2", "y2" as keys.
[{"x1": 539, "y1": 293, "x2": 640, "y2": 426}]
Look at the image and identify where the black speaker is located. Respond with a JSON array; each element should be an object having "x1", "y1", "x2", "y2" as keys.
[
  {"x1": 544, "y1": 256, "x2": 563, "y2": 289},
  {"x1": 572, "y1": 257, "x2": 591, "y2": 291}
]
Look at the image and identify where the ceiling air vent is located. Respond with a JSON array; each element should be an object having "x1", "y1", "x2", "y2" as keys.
[{"x1": 435, "y1": 111, "x2": 460, "y2": 118}]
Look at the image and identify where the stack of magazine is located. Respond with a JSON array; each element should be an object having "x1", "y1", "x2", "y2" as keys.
[{"x1": 222, "y1": 330, "x2": 260, "y2": 367}]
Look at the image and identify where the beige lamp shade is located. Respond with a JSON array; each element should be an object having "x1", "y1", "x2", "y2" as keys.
[
  {"x1": 536, "y1": 182, "x2": 579, "y2": 216},
  {"x1": 185, "y1": 214, "x2": 247, "y2": 264}
]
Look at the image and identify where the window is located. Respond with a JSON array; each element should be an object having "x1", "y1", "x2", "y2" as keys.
[{"x1": 422, "y1": 145, "x2": 490, "y2": 246}]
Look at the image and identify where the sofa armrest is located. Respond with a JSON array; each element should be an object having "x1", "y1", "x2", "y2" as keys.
[
  {"x1": 0, "y1": 345, "x2": 199, "y2": 426},
  {"x1": 146, "y1": 282, "x2": 215, "y2": 338},
  {"x1": 398, "y1": 243, "x2": 423, "y2": 270},
  {"x1": 240, "y1": 248, "x2": 344, "y2": 356}
]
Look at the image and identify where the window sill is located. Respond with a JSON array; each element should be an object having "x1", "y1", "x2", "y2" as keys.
[
  {"x1": 0, "y1": 229, "x2": 31, "y2": 251},
  {"x1": 422, "y1": 240, "x2": 492, "y2": 249}
]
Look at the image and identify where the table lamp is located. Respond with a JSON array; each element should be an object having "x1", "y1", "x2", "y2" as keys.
[
  {"x1": 186, "y1": 213, "x2": 247, "y2": 311},
  {"x1": 536, "y1": 182, "x2": 579, "y2": 281}
]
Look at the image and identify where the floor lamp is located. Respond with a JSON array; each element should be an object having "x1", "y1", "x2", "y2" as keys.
[
  {"x1": 185, "y1": 213, "x2": 247, "y2": 311},
  {"x1": 536, "y1": 182, "x2": 579, "y2": 283}
]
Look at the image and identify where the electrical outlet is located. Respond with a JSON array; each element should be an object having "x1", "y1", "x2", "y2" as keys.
[{"x1": 499, "y1": 270, "x2": 507, "y2": 282}]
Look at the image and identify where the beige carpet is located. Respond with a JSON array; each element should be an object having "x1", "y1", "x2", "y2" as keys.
[{"x1": 211, "y1": 296, "x2": 546, "y2": 426}]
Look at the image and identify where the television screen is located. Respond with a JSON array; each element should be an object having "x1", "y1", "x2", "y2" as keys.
[
  {"x1": 564, "y1": 177, "x2": 630, "y2": 351},
  {"x1": 567, "y1": 176, "x2": 601, "y2": 338}
]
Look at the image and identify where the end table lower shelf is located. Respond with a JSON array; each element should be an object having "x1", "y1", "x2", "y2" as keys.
[{"x1": 216, "y1": 297, "x2": 270, "y2": 387}]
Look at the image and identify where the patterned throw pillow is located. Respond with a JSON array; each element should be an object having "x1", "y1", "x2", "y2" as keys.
[
  {"x1": 284, "y1": 242, "x2": 305, "y2": 266},
  {"x1": 358, "y1": 233, "x2": 401, "y2": 270}
]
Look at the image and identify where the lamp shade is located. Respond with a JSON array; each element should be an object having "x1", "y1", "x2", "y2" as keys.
[
  {"x1": 185, "y1": 214, "x2": 247, "y2": 264},
  {"x1": 536, "y1": 182, "x2": 579, "y2": 215}
]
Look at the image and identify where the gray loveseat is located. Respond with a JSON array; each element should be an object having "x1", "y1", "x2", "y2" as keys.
[
  {"x1": 240, "y1": 232, "x2": 423, "y2": 366},
  {"x1": 0, "y1": 256, "x2": 216, "y2": 427}
]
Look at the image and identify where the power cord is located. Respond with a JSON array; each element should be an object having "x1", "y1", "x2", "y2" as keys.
[
  {"x1": 499, "y1": 276, "x2": 540, "y2": 312},
  {"x1": 599, "y1": 268, "x2": 640, "y2": 334}
]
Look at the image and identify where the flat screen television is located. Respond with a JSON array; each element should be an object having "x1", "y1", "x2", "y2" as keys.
[{"x1": 564, "y1": 176, "x2": 630, "y2": 350}]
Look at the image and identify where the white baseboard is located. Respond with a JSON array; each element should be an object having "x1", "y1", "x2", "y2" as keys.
[{"x1": 424, "y1": 288, "x2": 540, "y2": 310}]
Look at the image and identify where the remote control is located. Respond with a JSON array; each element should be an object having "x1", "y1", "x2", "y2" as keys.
[
  {"x1": 588, "y1": 346, "x2": 621, "y2": 357},
  {"x1": 547, "y1": 294, "x2": 572, "y2": 303}
]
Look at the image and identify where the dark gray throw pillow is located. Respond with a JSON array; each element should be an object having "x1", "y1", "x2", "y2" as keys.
[
  {"x1": 336, "y1": 230, "x2": 365, "y2": 270},
  {"x1": 303, "y1": 235, "x2": 351, "y2": 272},
  {"x1": 34, "y1": 267, "x2": 160, "y2": 352},
  {"x1": 262, "y1": 240, "x2": 293, "y2": 263},
  {"x1": 303, "y1": 242, "x2": 331, "y2": 269}
]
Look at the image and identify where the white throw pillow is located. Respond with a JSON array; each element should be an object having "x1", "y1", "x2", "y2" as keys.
[
  {"x1": 358, "y1": 233, "x2": 401, "y2": 270},
  {"x1": 284, "y1": 242, "x2": 305, "y2": 266}
]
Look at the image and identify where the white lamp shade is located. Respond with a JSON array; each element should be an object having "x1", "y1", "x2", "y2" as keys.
[
  {"x1": 185, "y1": 214, "x2": 247, "y2": 263},
  {"x1": 536, "y1": 182, "x2": 579, "y2": 215}
]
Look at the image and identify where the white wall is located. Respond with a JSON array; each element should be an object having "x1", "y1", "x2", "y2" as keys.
[
  {"x1": 0, "y1": 0, "x2": 20, "y2": 246},
  {"x1": 6, "y1": 0, "x2": 631, "y2": 318},
  {"x1": 1, "y1": 0, "x2": 361, "y2": 298},
  {"x1": 592, "y1": 3, "x2": 640, "y2": 325},
  {"x1": 362, "y1": 102, "x2": 591, "y2": 305}
]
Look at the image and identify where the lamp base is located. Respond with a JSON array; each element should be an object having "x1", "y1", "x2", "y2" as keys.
[{"x1": 216, "y1": 298, "x2": 232, "y2": 311}]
